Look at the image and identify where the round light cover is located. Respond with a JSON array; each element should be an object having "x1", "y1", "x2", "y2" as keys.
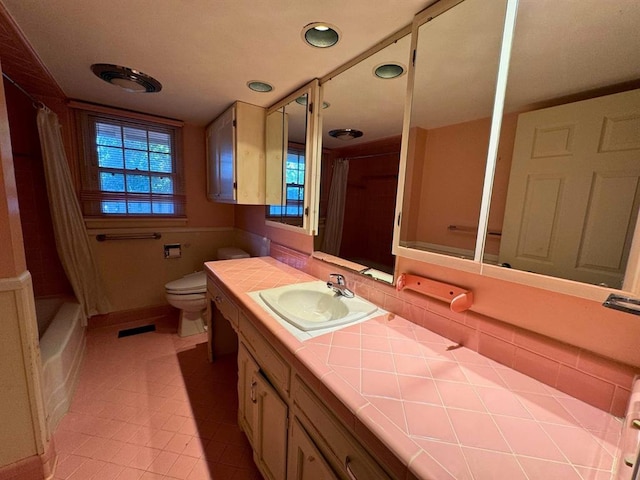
[
  {"x1": 247, "y1": 81, "x2": 273, "y2": 92},
  {"x1": 303, "y1": 23, "x2": 340, "y2": 48},
  {"x1": 328, "y1": 128, "x2": 363, "y2": 140},
  {"x1": 374, "y1": 63, "x2": 405, "y2": 79}
]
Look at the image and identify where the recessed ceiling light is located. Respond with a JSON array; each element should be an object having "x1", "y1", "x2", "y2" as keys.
[
  {"x1": 374, "y1": 63, "x2": 406, "y2": 79},
  {"x1": 329, "y1": 128, "x2": 363, "y2": 140},
  {"x1": 302, "y1": 23, "x2": 340, "y2": 48},
  {"x1": 294, "y1": 96, "x2": 330, "y2": 109},
  {"x1": 91, "y1": 64, "x2": 162, "y2": 93},
  {"x1": 247, "y1": 81, "x2": 273, "y2": 92}
]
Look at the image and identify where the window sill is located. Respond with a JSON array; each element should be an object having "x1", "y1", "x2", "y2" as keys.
[{"x1": 84, "y1": 217, "x2": 188, "y2": 231}]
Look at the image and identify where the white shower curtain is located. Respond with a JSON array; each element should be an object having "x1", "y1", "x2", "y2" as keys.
[
  {"x1": 36, "y1": 107, "x2": 110, "y2": 317},
  {"x1": 321, "y1": 158, "x2": 349, "y2": 255}
]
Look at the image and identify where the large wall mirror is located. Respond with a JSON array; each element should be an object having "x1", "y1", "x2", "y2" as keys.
[
  {"x1": 315, "y1": 31, "x2": 411, "y2": 282},
  {"x1": 265, "y1": 80, "x2": 321, "y2": 235},
  {"x1": 482, "y1": 0, "x2": 640, "y2": 294},
  {"x1": 397, "y1": 0, "x2": 508, "y2": 266}
]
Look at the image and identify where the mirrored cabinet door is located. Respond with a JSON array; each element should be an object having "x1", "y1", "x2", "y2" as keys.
[
  {"x1": 482, "y1": 0, "x2": 640, "y2": 297},
  {"x1": 315, "y1": 30, "x2": 411, "y2": 281},
  {"x1": 265, "y1": 80, "x2": 321, "y2": 235},
  {"x1": 395, "y1": 0, "x2": 509, "y2": 268}
]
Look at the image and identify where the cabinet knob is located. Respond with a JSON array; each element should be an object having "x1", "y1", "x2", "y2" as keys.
[
  {"x1": 214, "y1": 295, "x2": 223, "y2": 304},
  {"x1": 250, "y1": 379, "x2": 257, "y2": 404},
  {"x1": 308, "y1": 456, "x2": 315, "y2": 463}
]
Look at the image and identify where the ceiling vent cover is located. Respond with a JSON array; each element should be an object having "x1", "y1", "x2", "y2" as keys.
[{"x1": 91, "y1": 64, "x2": 162, "y2": 93}]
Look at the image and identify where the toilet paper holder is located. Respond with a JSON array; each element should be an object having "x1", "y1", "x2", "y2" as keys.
[{"x1": 164, "y1": 243, "x2": 181, "y2": 259}]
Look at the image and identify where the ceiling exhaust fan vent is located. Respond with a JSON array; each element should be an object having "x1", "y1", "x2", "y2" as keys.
[{"x1": 91, "y1": 64, "x2": 162, "y2": 93}]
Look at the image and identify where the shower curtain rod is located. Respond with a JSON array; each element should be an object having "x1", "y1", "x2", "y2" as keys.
[
  {"x1": 343, "y1": 151, "x2": 400, "y2": 161},
  {"x1": 2, "y1": 72, "x2": 46, "y2": 109}
]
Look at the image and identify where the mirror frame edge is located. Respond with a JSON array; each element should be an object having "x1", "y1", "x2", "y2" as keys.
[{"x1": 264, "y1": 78, "x2": 321, "y2": 236}]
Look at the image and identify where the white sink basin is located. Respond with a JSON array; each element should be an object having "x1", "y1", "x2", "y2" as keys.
[{"x1": 258, "y1": 281, "x2": 378, "y2": 331}]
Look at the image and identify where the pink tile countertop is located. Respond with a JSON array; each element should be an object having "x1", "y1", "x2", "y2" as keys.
[{"x1": 205, "y1": 257, "x2": 624, "y2": 480}]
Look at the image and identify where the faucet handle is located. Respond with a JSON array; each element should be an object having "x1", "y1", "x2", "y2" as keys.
[{"x1": 329, "y1": 273, "x2": 345, "y2": 285}]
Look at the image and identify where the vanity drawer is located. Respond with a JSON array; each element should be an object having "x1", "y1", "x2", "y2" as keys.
[
  {"x1": 208, "y1": 280, "x2": 239, "y2": 330},
  {"x1": 239, "y1": 312, "x2": 290, "y2": 396},
  {"x1": 292, "y1": 375, "x2": 393, "y2": 480}
]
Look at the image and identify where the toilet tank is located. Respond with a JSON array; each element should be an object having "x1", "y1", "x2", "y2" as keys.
[{"x1": 217, "y1": 247, "x2": 250, "y2": 260}]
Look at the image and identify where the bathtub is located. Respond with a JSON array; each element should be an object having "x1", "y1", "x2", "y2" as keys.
[{"x1": 36, "y1": 296, "x2": 86, "y2": 432}]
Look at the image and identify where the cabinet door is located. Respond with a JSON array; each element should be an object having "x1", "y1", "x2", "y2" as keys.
[
  {"x1": 237, "y1": 344, "x2": 259, "y2": 448},
  {"x1": 288, "y1": 418, "x2": 338, "y2": 480},
  {"x1": 208, "y1": 105, "x2": 236, "y2": 202},
  {"x1": 254, "y1": 370, "x2": 288, "y2": 480}
]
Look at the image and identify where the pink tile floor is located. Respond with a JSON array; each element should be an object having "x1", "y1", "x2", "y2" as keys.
[{"x1": 52, "y1": 326, "x2": 261, "y2": 480}]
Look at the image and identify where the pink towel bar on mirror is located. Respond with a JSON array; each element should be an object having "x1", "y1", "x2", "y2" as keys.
[{"x1": 396, "y1": 273, "x2": 473, "y2": 313}]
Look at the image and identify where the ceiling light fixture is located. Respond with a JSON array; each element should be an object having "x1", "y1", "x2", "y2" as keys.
[
  {"x1": 247, "y1": 81, "x2": 273, "y2": 92},
  {"x1": 374, "y1": 63, "x2": 406, "y2": 79},
  {"x1": 302, "y1": 22, "x2": 340, "y2": 48},
  {"x1": 329, "y1": 128, "x2": 363, "y2": 140},
  {"x1": 91, "y1": 64, "x2": 162, "y2": 93}
]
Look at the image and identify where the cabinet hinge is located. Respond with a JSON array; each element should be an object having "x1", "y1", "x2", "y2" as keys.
[
  {"x1": 233, "y1": 182, "x2": 237, "y2": 190},
  {"x1": 308, "y1": 102, "x2": 313, "y2": 114},
  {"x1": 304, "y1": 207, "x2": 309, "y2": 216},
  {"x1": 285, "y1": 416, "x2": 289, "y2": 431},
  {"x1": 412, "y1": 49, "x2": 417, "y2": 66},
  {"x1": 232, "y1": 119, "x2": 237, "y2": 127},
  {"x1": 397, "y1": 211, "x2": 402, "y2": 226}
]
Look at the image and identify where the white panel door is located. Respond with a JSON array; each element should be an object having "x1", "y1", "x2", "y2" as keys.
[{"x1": 499, "y1": 89, "x2": 640, "y2": 288}]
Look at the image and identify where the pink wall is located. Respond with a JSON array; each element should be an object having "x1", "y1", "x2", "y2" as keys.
[
  {"x1": 409, "y1": 114, "x2": 518, "y2": 255},
  {"x1": 183, "y1": 123, "x2": 234, "y2": 228}
]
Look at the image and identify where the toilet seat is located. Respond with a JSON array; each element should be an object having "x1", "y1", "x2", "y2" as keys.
[{"x1": 165, "y1": 271, "x2": 206, "y2": 295}]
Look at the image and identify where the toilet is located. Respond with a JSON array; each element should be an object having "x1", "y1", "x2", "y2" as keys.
[{"x1": 165, "y1": 247, "x2": 249, "y2": 337}]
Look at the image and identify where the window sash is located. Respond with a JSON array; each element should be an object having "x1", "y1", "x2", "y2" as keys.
[{"x1": 78, "y1": 111, "x2": 185, "y2": 217}]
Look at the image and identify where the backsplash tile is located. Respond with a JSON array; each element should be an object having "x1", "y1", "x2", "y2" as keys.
[{"x1": 271, "y1": 244, "x2": 639, "y2": 416}]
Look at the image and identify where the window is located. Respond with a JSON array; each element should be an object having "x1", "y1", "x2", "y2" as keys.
[
  {"x1": 78, "y1": 111, "x2": 185, "y2": 217},
  {"x1": 268, "y1": 147, "x2": 305, "y2": 217}
]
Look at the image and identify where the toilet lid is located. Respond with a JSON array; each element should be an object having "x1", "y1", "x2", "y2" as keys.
[{"x1": 165, "y1": 271, "x2": 206, "y2": 294}]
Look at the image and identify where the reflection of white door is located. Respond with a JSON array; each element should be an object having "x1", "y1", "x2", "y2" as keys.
[{"x1": 499, "y1": 89, "x2": 640, "y2": 288}]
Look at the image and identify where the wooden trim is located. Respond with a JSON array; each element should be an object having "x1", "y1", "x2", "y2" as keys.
[{"x1": 68, "y1": 99, "x2": 184, "y2": 127}]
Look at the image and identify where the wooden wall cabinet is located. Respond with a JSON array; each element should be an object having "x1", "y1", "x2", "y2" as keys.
[{"x1": 206, "y1": 101, "x2": 266, "y2": 204}]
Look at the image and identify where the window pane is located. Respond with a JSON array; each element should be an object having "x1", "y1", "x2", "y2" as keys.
[
  {"x1": 125, "y1": 149, "x2": 149, "y2": 171},
  {"x1": 287, "y1": 186, "x2": 303, "y2": 200},
  {"x1": 123, "y1": 127, "x2": 148, "y2": 150},
  {"x1": 96, "y1": 123, "x2": 122, "y2": 147},
  {"x1": 101, "y1": 201, "x2": 126, "y2": 214},
  {"x1": 152, "y1": 202, "x2": 175, "y2": 214},
  {"x1": 100, "y1": 172, "x2": 125, "y2": 192},
  {"x1": 126, "y1": 174, "x2": 151, "y2": 193},
  {"x1": 151, "y1": 176, "x2": 173, "y2": 194},
  {"x1": 97, "y1": 146, "x2": 124, "y2": 168},
  {"x1": 149, "y1": 131, "x2": 171, "y2": 153},
  {"x1": 269, "y1": 205, "x2": 283, "y2": 216},
  {"x1": 150, "y1": 152, "x2": 172, "y2": 173},
  {"x1": 127, "y1": 201, "x2": 151, "y2": 214}
]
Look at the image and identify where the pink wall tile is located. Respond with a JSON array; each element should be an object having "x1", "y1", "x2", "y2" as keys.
[
  {"x1": 477, "y1": 333, "x2": 516, "y2": 368},
  {"x1": 514, "y1": 329, "x2": 579, "y2": 367},
  {"x1": 513, "y1": 349, "x2": 560, "y2": 387},
  {"x1": 611, "y1": 386, "x2": 631, "y2": 417},
  {"x1": 556, "y1": 366, "x2": 616, "y2": 412},
  {"x1": 577, "y1": 351, "x2": 638, "y2": 389}
]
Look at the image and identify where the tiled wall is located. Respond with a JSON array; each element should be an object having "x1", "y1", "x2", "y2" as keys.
[
  {"x1": 5, "y1": 79, "x2": 73, "y2": 299},
  {"x1": 270, "y1": 243, "x2": 638, "y2": 417}
]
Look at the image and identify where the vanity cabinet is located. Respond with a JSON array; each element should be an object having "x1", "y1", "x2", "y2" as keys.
[
  {"x1": 206, "y1": 273, "x2": 395, "y2": 480},
  {"x1": 206, "y1": 101, "x2": 266, "y2": 204},
  {"x1": 288, "y1": 418, "x2": 339, "y2": 480},
  {"x1": 291, "y1": 376, "x2": 393, "y2": 480},
  {"x1": 238, "y1": 343, "x2": 288, "y2": 480}
]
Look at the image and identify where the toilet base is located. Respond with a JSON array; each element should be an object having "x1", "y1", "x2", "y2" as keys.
[{"x1": 179, "y1": 309, "x2": 206, "y2": 337}]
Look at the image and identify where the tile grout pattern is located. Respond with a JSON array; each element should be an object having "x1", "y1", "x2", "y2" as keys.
[
  {"x1": 270, "y1": 244, "x2": 639, "y2": 417},
  {"x1": 52, "y1": 327, "x2": 261, "y2": 480},
  {"x1": 209, "y1": 255, "x2": 624, "y2": 480}
]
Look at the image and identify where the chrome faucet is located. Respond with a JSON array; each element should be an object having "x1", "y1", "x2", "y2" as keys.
[{"x1": 327, "y1": 273, "x2": 354, "y2": 298}]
